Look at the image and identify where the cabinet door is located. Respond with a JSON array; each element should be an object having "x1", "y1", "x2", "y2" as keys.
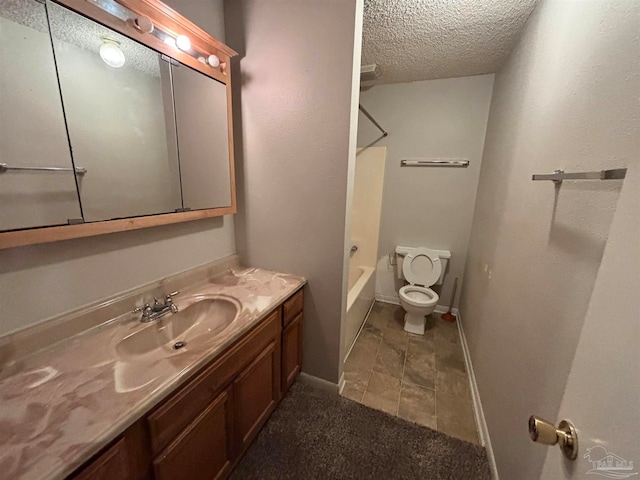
[
  {"x1": 73, "y1": 437, "x2": 129, "y2": 480},
  {"x1": 153, "y1": 387, "x2": 234, "y2": 480},
  {"x1": 233, "y1": 341, "x2": 280, "y2": 453},
  {"x1": 282, "y1": 312, "x2": 303, "y2": 394}
]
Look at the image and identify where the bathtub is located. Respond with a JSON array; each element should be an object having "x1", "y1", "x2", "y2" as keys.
[{"x1": 344, "y1": 265, "x2": 375, "y2": 356}]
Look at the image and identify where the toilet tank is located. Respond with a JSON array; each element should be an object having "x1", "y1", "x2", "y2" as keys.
[{"x1": 395, "y1": 246, "x2": 451, "y2": 285}]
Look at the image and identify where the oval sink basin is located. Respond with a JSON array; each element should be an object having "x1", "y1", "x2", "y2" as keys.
[{"x1": 116, "y1": 295, "x2": 240, "y2": 361}]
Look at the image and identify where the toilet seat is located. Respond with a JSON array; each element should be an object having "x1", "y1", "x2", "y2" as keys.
[
  {"x1": 399, "y1": 285, "x2": 439, "y2": 308},
  {"x1": 402, "y1": 247, "x2": 442, "y2": 287}
]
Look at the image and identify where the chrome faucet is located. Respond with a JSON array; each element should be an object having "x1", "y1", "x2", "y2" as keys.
[{"x1": 133, "y1": 291, "x2": 180, "y2": 322}]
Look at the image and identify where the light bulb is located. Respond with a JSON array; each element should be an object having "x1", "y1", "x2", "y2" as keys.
[
  {"x1": 176, "y1": 35, "x2": 191, "y2": 51},
  {"x1": 207, "y1": 54, "x2": 220, "y2": 67},
  {"x1": 99, "y1": 40, "x2": 125, "y2": 68}
]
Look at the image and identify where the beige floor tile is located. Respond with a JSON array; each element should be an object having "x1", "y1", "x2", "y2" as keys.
[
  {"x1": 365, "y1": 307, "x2": 389, "y2": 331},
  {"x1": 342, "y1": 383, "x2": 366, "y2": 402},
  {"x1": 408, "y1": 334, "x2": 435, "y2": 355},
  {"x1": 436, "y1": 321, "x2": 459, "y2": 335},
  {"x1": 436, "y1": 369, "x2": 471, "y2": 398},
  {"x1": 343, "y1": 362, "x2": 371, "y2": 390},
  {"x1": 437, "y1": 415, "x2": 479, "y2": 445},
  {"x1": 436, "y1": 390, "x2": 475, "y2": 425},
  {"x1": 403, "y1": 350, "x2": 436, "y2": 389},
  {"x1": 381, "y1": 327, "x2": 409, "y2": 351},
  {"x1": 358, "y1": 327, "x2": 384, "y2": 347},
  {"x1": 435, "y1": 333, "x2": 461, "y2": 353},
  {"x1": 361, "y1": 391, "x2": 399, "y2": 415},
  {"x1": 398, "y1": 383, "x2": 436, "y2": 429},
  {"x1": 366, "y1": 371, "x2": 401, "y2": 403},
  {"x1": 385, "y1": 306, "x2": 406, "y2": 331},
  {"x1": 435, "y1": 333, "x2": 466, "y2": 374},
  {"x1": 362, "y1": 321, "x2": 384, "y2": 338},
  {"x1": 347, "y1": 341, "x2": 379, "y2": 370},
  {"x1": 436, "y1": 350, "x2": 467, "y2": 374},
  {"x1": 373, "y1": 340, "x2": 406, "y2": 379},
  {"x1": 424, "y1": 313, "x2": 437, "y2": 331}
]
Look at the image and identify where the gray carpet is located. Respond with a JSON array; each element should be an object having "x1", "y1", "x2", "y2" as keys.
[{"x1": 231, "y1": 380, "x2": 492, "y2": 480}]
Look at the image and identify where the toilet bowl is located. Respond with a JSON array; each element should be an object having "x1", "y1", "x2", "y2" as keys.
[
  {"x1": 397, "y1": 247, "x2": 446, "y2": 335},
  {"x1": 399, "y1": 285, "x2": 439, "y2": 334}
]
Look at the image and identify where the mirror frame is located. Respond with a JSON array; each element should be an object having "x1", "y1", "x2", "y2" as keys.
[{"x1": 0, "y1": 0, "x2": 237, "y2": 250}]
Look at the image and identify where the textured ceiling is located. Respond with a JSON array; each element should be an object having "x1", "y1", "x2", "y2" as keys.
[{"x1": 362, "y1": 0, "x2": 537, "y2": 84}]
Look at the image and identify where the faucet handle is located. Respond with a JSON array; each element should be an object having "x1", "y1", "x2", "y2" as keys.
[
  {"x1": 133, "y1": 303, "x2": 150, "y2": 313},
  {"x1": 165, "y1": 291, "x2": 180, "y2": 313},
  {"x1": 132, "y1": 304, "x2": 153, "y2": 320}
]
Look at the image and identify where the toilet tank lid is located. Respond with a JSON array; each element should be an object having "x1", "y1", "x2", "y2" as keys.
[{"x1": 395, "y1": 246, "x2": 451, "y2": 259}]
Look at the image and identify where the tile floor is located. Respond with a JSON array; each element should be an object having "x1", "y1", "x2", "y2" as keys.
[{"x1": 341, "y1": 301, "x2": 480, "y2": 444}]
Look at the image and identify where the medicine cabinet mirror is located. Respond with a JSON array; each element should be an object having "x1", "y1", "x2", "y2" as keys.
[{"x1": 0, "y1": 0, "x2": 237, "y2": 249}]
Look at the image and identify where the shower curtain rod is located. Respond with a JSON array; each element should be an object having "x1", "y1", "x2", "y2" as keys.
[{"x1": 359, "y1": 104, "x2": 388, "y2": 137}]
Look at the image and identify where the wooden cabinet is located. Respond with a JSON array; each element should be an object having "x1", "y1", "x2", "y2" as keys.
[
  {"x1": 234, "y1": 341, "x2": 280, "y2": 454},
  {"x1": 72, "y1": 438, "x2": 129, "y2": 480},
  {"x1": 282, "y1": 312, "x2": 303, "y2": 394},
  {"x1": 70, "y1": 289, "x2": 303, "y2": 480},
  {"x1": 281, "y1": 289, "x2": 304, "y2": 395},
  {"x1": 153, "y1": 388, "x2": 234, "y2": 480}
]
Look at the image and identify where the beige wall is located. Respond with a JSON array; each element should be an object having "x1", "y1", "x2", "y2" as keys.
[
  {"x1": 0, "y1": 0, "x2": 236, "y2": 337},
  {"x1": 163, "y1": 0, "x2": 225, "y2": 41},
  {"x1": 358, "y1": 75, "x2": 494, "y2": 306},
  {"x1": 225, "y1": 0, "x2": 358, "y2": 383},
  {"x1": 460, "y1": 1, "x2": 638, "y2": 478}
]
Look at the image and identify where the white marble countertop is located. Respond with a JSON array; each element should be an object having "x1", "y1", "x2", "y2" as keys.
[{"x1": 0, "y1": 267, "x2": 305, "y2": 480}]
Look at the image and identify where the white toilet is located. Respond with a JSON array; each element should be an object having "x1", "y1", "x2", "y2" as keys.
[{"x1": 396, "y1": 246, "x2": 451, "y2": 335}]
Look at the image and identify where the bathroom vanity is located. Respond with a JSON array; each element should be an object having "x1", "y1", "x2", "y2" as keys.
[
  {"x1": 73, "y1": 288, "x2": 303, "y2": 480},
  {"x1": 0, "y1": 261, "x2": 306, "y2": 480}
]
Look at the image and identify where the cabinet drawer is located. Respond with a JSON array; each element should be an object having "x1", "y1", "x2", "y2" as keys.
[
  {"x1": 147, "y1": 308, "x2": 280, "y2": 454},
  {"x1": 283, "y1": 289, "x2": 303, "y2": 326}
]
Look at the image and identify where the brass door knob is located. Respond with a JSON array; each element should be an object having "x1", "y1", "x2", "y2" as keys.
[{"x1": 528, "y1": 416, "x2": 578, "y2": 460}]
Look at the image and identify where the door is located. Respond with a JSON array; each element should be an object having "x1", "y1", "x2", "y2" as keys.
[{"x1": 539, "y1": 166, "x2": 639, "y2": 478}]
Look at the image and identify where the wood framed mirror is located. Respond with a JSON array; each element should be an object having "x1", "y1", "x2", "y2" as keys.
[{"x1": 0, "y1": 0, "x2": 237, "y2": 250}]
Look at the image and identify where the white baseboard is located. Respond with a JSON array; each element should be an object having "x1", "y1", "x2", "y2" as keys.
[
  {"x1": 375, "y1": 293, "x2": 399, "y2": 304},
  {"x1": 374, "y1": 296, "x2": 459, "y2": 317},
  {"x1": 456, "y1": 310, "x2": 499, "y2": 480},
  {"x1": 434, "y1": 304, "x2": 459, "y2": 316},
  {"x1": 338, "y1": 372, "x2": 345, "y2": 394}
]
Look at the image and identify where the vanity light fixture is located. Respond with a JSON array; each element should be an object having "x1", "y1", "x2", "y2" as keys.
[
  {"x1": 198, "y1": 54, "x2": 220, "y2": 68},
  {"x1": 175, "y1": 34, "x2": 191, "y2": 52},
  {"x1": 206, "y1": 54, "x2": 220, "y2": 67},
  {"x1": 85, "y1": 0, "x2": 224, "y2": 73},
  {"x1": 132, "y1": 15, "x2": 154, "y2": 34},
  {"x1": 99, "y1": 38, "x2": 125, "y2": 68}
]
